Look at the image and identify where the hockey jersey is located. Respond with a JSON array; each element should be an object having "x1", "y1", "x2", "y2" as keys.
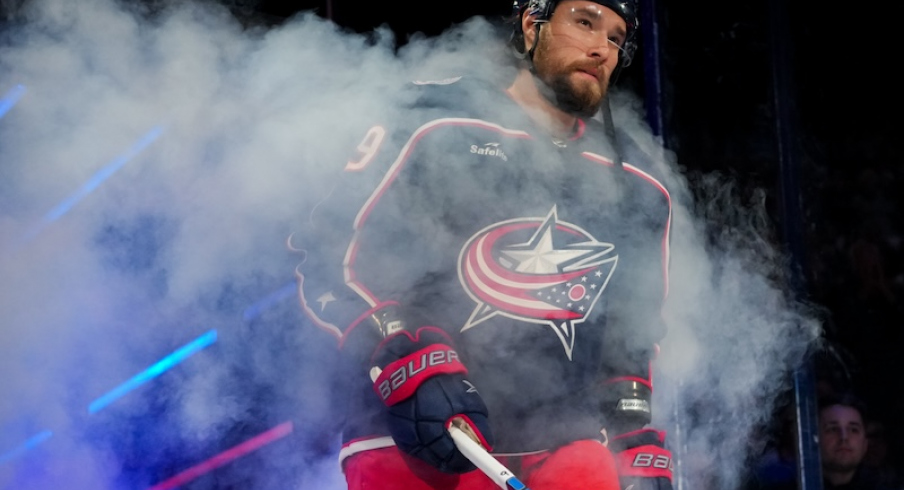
[{"x1": 295, "y1": 75, "x2": 672, "y2": 455}]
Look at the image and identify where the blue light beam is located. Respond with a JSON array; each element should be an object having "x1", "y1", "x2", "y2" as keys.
[
  {"x1": 17, "y1": 125, "x2": 165, "y2": 246},
  {"x1": 44, "y1": 125, "x2": 165, "y2": 223},
  {"x1": 88, "y1": 329, "x2": 218, "y2": 414},
  {"x1": 242, "y1": 281, "x2": 296, "y2": 321},
  {"x1": 0, "y1": 84, "x2": 26, "y2": 119},
  {"x1": 0, "y1": 430, "x2": 52, "y2": 465}
]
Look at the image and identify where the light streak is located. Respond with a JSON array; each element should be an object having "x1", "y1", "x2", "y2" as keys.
[
  {"x1": 18, "y1": 125, "x2": 165, "y2": 245},
  {"x1": 0, "y1": 84, "x2": 26, "y2": 119},
  {"x1": 147, "y1": 422, "x2": 294, "y2": 490},
  {"x1": 43, "y1": 126, "x2": 164, "y2": 223},
  {"x1": 0, "y1": 430, "x2": 52, "y2": 465},
  {"x1": 88, "y1": 329, "x2": 218, "y2": 414},
  {"x1": 242, "y1": 281, "x2": 296, "y2": 321}
]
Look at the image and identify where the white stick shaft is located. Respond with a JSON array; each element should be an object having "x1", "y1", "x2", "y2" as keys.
[{"x1": 448, "y1": 426, "x2": 528, "y2": 490}]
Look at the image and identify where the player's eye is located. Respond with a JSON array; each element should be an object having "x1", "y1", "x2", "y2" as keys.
[{"x1": 569, "y1": 11, "x2": 596, "y2": 29}]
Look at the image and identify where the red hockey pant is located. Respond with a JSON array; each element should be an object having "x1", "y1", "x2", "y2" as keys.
[{"x1": 344, "y1": 439, "x2": 620, "y2": 490}]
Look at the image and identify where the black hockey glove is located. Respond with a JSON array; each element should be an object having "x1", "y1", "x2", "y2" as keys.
[
  {"x1": 610, "y1": 429, "x2": 674, "y2": 490},
  {"x1": 370, "y1": 326, "x2": 493, "y2": 473}
]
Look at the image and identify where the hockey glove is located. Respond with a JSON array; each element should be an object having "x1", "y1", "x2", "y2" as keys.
[
  {"x1": 371, "y1": 326, "x2": 493, "y2": 473},
  {"x1": 610, "y1": 429, "x2": 674, "y2": 490}
]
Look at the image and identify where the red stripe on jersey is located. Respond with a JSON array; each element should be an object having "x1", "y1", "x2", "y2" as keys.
[{"x1": 345, "y1": 118, "x2": 532, "y2": 307}]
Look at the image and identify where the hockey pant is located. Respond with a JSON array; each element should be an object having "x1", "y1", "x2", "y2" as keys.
[{"x1": 343, "y1": 439, "x2": 620, "y2": 490}]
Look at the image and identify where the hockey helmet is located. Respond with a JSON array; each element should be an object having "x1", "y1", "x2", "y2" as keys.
[{"x1": 511, "y1": 0, "x2": 639, "y2": 67}]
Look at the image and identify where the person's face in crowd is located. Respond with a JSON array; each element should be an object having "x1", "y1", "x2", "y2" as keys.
[
  {"x1": 524, "y1": 0, "x2": 627, "y2": 117},
  {"x1": 819, "y1": 404, "x2": 869, "y2": 474}
]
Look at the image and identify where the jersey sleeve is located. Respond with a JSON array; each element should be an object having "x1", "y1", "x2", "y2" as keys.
[
  {"x1": 294, "y1": 122, "x2": 405, "y2": 345},
  {"x1": 293, "y1": 87, "x2": 458, "y2": 360}
]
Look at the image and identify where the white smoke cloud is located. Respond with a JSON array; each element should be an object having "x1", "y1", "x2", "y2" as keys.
[
  {"x1": 0, "y1": 0, "x2": 820, "y2": 489},
  {"x1": 609, "y1": 95, "x2": 823, "y2": 488}
]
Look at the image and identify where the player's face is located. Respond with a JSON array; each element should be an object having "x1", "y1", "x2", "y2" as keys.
[
  {"x1": 819, "y1": 405, "x2": 868, "y2": 473},
  {"x1": 529, "y1": 1, "x2": 627, "y2": 117}
]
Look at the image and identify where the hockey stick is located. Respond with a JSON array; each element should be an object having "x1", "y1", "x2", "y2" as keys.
[{"x1": 448, "y1": 420, "x2": 531, "y2": 490}]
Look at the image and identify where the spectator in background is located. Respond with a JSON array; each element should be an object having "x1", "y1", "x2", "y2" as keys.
[
  {"x1": 818, "y1": 392, "x2": 894, "y2": 490},
  {"x1": 745, "y1": 390, "x2": 898, "y2": 490}
]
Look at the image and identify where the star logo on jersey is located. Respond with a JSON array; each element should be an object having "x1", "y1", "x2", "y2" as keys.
[
  {"x1": 457, "y1": 206, "x2": 618, "y2": 360},
  {"x1": 316, "y1": 291, "x2": 336, "y2": 311}
]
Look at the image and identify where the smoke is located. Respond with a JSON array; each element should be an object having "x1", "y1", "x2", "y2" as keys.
[
  {"x1": 0, "y1": 0, "x2": 820, "y2": 489},
  {"x1": 609, "y1": 99, "x2": 823, "y2": 488}
]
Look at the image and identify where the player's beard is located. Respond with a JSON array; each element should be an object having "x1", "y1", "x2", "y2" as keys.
[{"x1": 532, "y1": 33, "x2": 609, "y2": 117}]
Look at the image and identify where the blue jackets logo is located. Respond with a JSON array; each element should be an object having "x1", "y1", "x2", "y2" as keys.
[{"x1": 456, "y1": 206, "x2": 618, "y2": 360}]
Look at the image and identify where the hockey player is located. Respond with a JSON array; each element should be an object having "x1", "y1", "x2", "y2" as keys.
[{"x1": 294, "y1": 1, "x2": 675, "y2": 489}]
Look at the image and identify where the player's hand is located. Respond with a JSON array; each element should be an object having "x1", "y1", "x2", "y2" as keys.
[
  {"x1": 370, "y1": 326, "x2": 493, "y2": 473},
  {"x1": 610, "y1": 429, "x2": 674, "y2": 490}
]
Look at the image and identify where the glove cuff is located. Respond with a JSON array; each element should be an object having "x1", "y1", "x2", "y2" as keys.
[
  {"x1": 614, "y1": 443, "x2": 673, "y2": 481},
  {"x1": 373, "y1": 343, "x2": 467, "y2": 405},
  {"x1": 611, "y1": 428, "x2": 666, "y2": 448},
  {"x1": 612, "y1": 428, "x2": 673, "y2": 482}
]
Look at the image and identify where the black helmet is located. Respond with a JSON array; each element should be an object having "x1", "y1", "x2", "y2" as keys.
[{"x1": 511, "y1": 0, "x2": 638, "y2": 67}]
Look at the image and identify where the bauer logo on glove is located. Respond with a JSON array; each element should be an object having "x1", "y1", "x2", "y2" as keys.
[
  {"x1": 369, "y1": 326, "x2": 494, "y2": 473},
  {"x1": 373, "y1": 345, "x2": 464, "y2": 404},
  {"x1": 628, "y1": 451, "x2": 672, "y2": 471}
]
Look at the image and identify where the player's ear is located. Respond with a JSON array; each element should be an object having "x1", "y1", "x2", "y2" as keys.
[{"x1": 521, "y1": 11, "x2": 540, "y2": 52}]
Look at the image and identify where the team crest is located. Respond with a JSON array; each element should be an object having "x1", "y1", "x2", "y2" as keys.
[{"x1": 457, "y1": 206, "x2": 617, "y2": 360}]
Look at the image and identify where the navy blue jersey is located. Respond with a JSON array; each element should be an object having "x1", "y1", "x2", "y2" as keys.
[{"x1": 295, "y1": 76, "x2": 672, "y2": 453}]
